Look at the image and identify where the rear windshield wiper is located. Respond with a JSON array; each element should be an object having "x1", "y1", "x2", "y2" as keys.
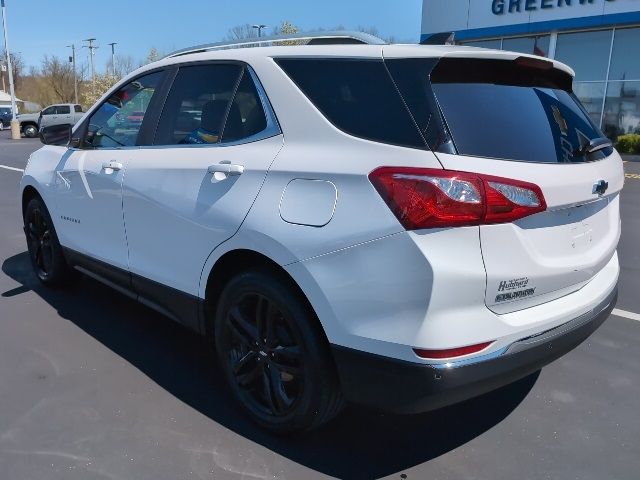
[{"x1": 574, "y1": 137, "x2": 612, "y2": 157}]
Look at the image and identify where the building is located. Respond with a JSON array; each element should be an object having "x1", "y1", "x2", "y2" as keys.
[
  {"x1": 0, "y1": 90, "x2": 23, "y2": 112},
  {"x1": 421, "y1": 0, "x2": 640, "y2": 140}
]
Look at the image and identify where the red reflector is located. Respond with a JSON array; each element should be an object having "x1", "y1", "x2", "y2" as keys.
[
  {"x1": 369, "y1": 167, "x2": 546, "y2": 230},
  {"x1": 414, "y1": 341, "x2": 493, "y2": 360}
]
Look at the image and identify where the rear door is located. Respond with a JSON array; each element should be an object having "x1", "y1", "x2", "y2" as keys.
[
  {"x1": 387, "y1": 54, "x2": 624, "y2": 314},
  {"x1": 55, "y1": 105, "x2": 73, "y2": 125},
  {"x1": 122, "y1": 63, "x2": 282, "y2": 313}
]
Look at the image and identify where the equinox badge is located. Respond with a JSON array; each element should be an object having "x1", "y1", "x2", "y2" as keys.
[{"x1": 592, "y1": 180, "x2": 609, "y2": 196}]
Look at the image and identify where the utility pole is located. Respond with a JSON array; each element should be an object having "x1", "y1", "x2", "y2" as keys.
[
  {"x1": 252, "y1": 24, "x2": 267, "y2": 38},
  {"x1": 67, "y1": 44, "x2": 78, "y2": 104},
  {"x1": 108, "y1": 42, "x2": 117, "y2": 77},
  {"x1": 1, "y1": 0, "x2": 19, "y2": 139},
  {"x1": 83, "y1": 38, "x2": 97, "y2": 82}
]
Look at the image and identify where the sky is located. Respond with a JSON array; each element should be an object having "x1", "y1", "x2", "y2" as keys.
[{"x1": 3, "y1": 0, "x2": 423, "y2": 72}]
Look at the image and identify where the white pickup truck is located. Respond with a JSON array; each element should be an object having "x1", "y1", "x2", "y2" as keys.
[{"x1": 18, "y1": 103, "x2": 84, "y2": 138}]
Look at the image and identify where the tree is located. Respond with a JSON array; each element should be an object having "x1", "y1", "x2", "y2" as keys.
[
  {"x1": 273, "y1": 20, "x2": 299, "y2": 36},
  {"x1": 225, "y1": 23, "x2": 258, "y2": 41},
  {"x1": 1, "y1": 50, "x2": 24, "y2": 91},
  {"x1": 106, "y1": 54, "x2": 136, "y2": 78},
  {"x1": 22, "y1": 55, "x2": 76, "y2": 107},
  {"x1": 272, "y1": 21, "x2": 301, "y2": 45},
  {"x1": 145, "y1": 47, "x2": 160, "y2": 65},
  {"x1": 80, "y1": 73, "x2": 118, "y2": 108}
]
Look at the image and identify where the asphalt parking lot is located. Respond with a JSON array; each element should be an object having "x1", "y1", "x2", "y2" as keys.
[{"x1": 0, "y1": 131, "x2": 638, "y2": 480}]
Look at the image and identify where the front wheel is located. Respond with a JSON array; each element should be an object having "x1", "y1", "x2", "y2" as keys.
[
  {"x1": 23, "y1": 124, "x2": 38, "y2": 138},
  {"x1": 24, "y1": 196, "x2": 75, "y2": 287},
  {"x1": 214, "y1": 270, "x2": 344, "y2": 433}
]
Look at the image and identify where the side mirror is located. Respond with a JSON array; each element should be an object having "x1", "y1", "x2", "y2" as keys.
[{"x1": 40, "y1": 124, "x2": 72, "y2": 146}]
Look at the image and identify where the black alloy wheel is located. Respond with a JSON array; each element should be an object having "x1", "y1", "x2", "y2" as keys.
[
  {"x1": 215, "y1": 271, "x2": 344, "y2": 433},
  {"x1": 26, "y1": 205, "x2": 55, "y2": 281},
  {"x1": 223, "y1": 292, "x2": 304, "y2": 417},
  {"x1": 24, "y1": 197, "x2": 75, "y2": 287}
]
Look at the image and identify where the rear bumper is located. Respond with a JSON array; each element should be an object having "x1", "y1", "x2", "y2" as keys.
[{"x1": 331, "y1": 286, "x2": 617, "y2": 414}]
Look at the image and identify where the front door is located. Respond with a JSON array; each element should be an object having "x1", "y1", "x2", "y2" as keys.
[
  {"x1": 122, "y1": 64, "x2": 283, "y2": 321},
  {"x1": 53, "y1": 71, "x2": 165, "y2": 274}
]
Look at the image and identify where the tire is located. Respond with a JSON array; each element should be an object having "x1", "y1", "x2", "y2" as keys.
[
  {"x1": 24, "y1": 196, "x2": 75, "y2": 287},
  {"x1": 23, "y1": 124, "x2": 38, "y2": 138},
  {"x1": 214, "y1": 270, "x2": 344, "y2": 433}
]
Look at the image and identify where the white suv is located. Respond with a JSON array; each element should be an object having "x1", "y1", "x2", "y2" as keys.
[{"x1": 20, "y1": 32, "x2": 623, "y2": 433}]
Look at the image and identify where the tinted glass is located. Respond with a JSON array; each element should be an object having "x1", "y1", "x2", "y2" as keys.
[
  {"x1": 428, "y1": 59, "x2": 608, "y2": 162},
  {"x1": 56, "y1": 105, "x2": 70, "y2": 114},
  {"x1": 385, "y1": 58, "x2": 453, "y2": 153},
  {"x1": 573, "y1": 81, "x2": 605, "y2": 127},
  {"x1": 602, "y1": 81, "x2": 640, "y2": 140},
  {"x1": 276, "y1": 58, "x2": 426, "y2": 149},
  {"x1": 502, "y1": 35, "x2": 550, "y2": 57},
  {"x1": 42, "y1": 106, "x2": 55, "y2": 115},
  {"x1": 74, "y1": 105, "x2": 83, "y2": 113},
  {"x1": 554, "y1": 30, "x2": 612, "y2": 81},
  {"x1": 222, "y1": 70, "x2": 268, "y2": 142},
  {"x1": 84, "y1": 71, "x2": 162, "y2": 148},
  {"x1": 154, "y1": 64, "x2": 242, "y2": 145},
  {"x1": 609, "y1": 27, "x2": 640, "y2": 81}
]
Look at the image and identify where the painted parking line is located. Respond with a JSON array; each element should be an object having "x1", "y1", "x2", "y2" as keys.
[
  {"x1": 0, "y1": 164, "x2": 24, "y2": 172},
  {"x1": 625, "y1": 173, "x2": 640, "y2": 180},
  {"x1": 612, "y1": 308, "x2": 640, "y2": 322}
]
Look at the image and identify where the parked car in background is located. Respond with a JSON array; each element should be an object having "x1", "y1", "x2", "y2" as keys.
[
  {"x1": 18, "y1": 104, "x2": 84, "y2": 138},
  {"x1": 0, "y1": 106, "x2": 12, "y2": 130}
]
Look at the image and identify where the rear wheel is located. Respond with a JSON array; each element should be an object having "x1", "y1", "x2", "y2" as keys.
[
  {"x1": 23, "y1": 124, "x2": 37, "y2": 138},
  {"x1": 24, "y1": 197, "x2": 75, "y2": 287},
  {"x1": 214, "y1": 270, "x2": 344, "y2": 433}
]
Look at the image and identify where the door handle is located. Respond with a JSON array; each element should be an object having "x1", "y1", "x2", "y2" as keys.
[
  {"x1": 102, "y1": 161, "x2": 123, "y2": 171},
  {"x1": 207, "y1": 163, "x2": 244, "y2": 176}
]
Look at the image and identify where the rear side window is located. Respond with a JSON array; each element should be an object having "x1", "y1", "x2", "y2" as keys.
[
  {"x1": 276, "y1": 58, "x2": 426, "y2": 149},
  {"x1": 388, "y1": 57, "x2": 610, "y2": 163},
  {"x1": 153, "y1": 64, "x2": 242, "y2": 146},
  {"x1": 74, "y1": 105, "x2": 82, "y2": 113},
  {"x1": 57, "y1": 105, "x2": 71, "y2": 114},
  {"x1": 222, "y1": 70, "x2": 268, "y2": 143}
]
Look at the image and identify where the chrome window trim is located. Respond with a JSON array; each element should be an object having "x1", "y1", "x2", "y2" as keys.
[{"x1": 136, "y1": 64, "x2": 281, "y2": 150}]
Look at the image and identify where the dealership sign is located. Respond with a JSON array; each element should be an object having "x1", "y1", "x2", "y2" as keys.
[
  {"x1": 422, "y1": 0, "x2": 640, "y2": 39},
  {"x1": 492, "y1": 0, "x2": 617, "y2": 15}
]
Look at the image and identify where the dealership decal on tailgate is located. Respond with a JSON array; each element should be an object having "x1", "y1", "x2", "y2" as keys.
[{"x1": 495, "y1": 277, "x2": 536, "y2": 303}]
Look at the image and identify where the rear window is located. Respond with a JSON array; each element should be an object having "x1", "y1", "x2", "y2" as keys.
[
  {"x1": 275, "y1": 58, "x2": 426, "y2": 149},
  {"x1": 388, "y1": 57, "x2": 612, "y2": 163}
]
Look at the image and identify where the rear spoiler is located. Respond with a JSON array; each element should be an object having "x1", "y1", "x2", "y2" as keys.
[{"x1": 421, "y1": 32, "x2": 456, "y2": 45}]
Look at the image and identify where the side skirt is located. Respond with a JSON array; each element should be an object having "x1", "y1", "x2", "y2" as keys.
[{"x1": 62, "y1": 247, "x2": 204, "y2": 334}]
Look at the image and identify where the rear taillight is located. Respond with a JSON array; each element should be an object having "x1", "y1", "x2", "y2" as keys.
[{"x1": 369, "y1": 167, "x2": 546, "y2": 230}]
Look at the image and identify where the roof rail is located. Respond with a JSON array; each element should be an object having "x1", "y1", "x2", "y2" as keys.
[{"x1": 165, "y1": 30, "x2": 386, "y2": 58}]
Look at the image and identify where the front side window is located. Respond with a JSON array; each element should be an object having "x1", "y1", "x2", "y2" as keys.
[
  {"x1": 83, "y1": 71, "x2": 163, "y2": 149},
  {"x1": 74, "y1": 105, "x2": 83, "y2": 113},
  {"x1": 42, "y1": 106, "x2": 55, "y2": 115},
  {"x1": 153, "y1": 64, "x2": 242, "y2": 146}
]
